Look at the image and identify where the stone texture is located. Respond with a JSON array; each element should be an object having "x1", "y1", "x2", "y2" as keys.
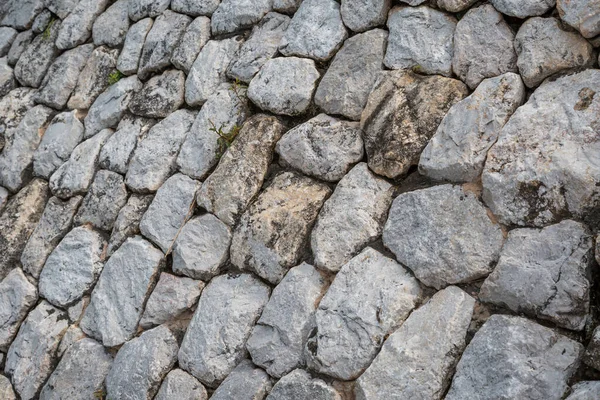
[
  {"x1": 340, "y1": 0, "x2": 390, "y2": 32},
  {"x1": 558, "y1": 0, "x2": 600, "y2": 38},
  {"x1": 79, "y1": 236, "x2": 163, "y2": 347},
  {"x1": 31, "y1": 10, "x2": 52, "y2": 35},
  {"x1": 171, "y1": 16, "x2": 211, "y2": 73},
  {"x1": 45, "y1": 0, "x2": 79, "y2": 20},
  {"x1": 211, "y1": 0, "x2": 271, "y2": 35},
  {"x1": 74, "y1": 170, "x2": 128, "y2": 231},
  {"x1": 179, "y1": 273, "x2": 270, "y2": 388},
  {"x1": 92, "y1": 0, "x2": 129, "y2": 48},
  {"x1": 0, "y1": 57, "x2": 16, "y2": 98},
  {"x1": 171, "y1": 0, "x2": 220, "y2": 16},
  {"x1": 266, "y1": 369, "x2": 341, "y2": 400},
  {"x1": 172, "y1": 214, "x2": 232, "y2": 280},
  {"x1": 129, "y1": 0, "x2": 171, "y2": 21},
  {"x1": 0, "y1": 375, "x2": 16, "y2": 400},
  {"x1": 0, "y1": 0, "x2": 44, "y2": 30},
  {"x1": 0, "y1": 87, "x2": 36, "y2": 138},
  {"x1": 197, "y1": 114, "x2": 285, "y2": 226},
  {"x1": 68, "y1": 46, "x2": 119, "y2": 110},
  {"x1": 155, "y1": 369, "x2": 208, "y2": 400},
  {"x1": 361, "y1": 70, "x2": 468, "y2": 179},
  {"x1": 7, "y1": 30, "x2": 34, "y2": 66},
  {"x1": 211, "y1": 360, "x2": 272, "y2": 400},
  {"x1": 56, "y1": 0, "x2": 110, "y2": 50},
  {"x1": 566, "y1": 382, "x2": 600, "y2": 400},
  {"x1": 117, "y1": 18, "x2": 153, "y2": 76},
  {"x1": 107, "y1": 194, "x2": 153, "y2": 256},
  {"x1": 129, "y1": 69, "x2": 185, "y2": 118},
  {"x1": 419, "y1": 73, "x2": 525, "y2": 182},
  {"x1": 231, "y1": 172, "x2": 331, "y2": 284},
  {"x1": 585, "y1": 326, "x2": 600, "y2": 371},
  {"x1": 57, "y1": 325, "x2": 85, "y2": 357},
  {"x1": 491, "y1": 0, "x2": 556, "y2": 18},
  {"x1": 0, "y1": 187, "x2": 7, "y2": 211},
  {"x1": 273, "y1": 0, "x2": 302, "y2": 14},
  {"x1": 434, "y1": 0, "x2": 478, "y2": 12},
  {"x1": 445, "y1": 314, "x2": 584, "y2": 400},
  {"x1": 0, "y1": 28, "x2": 17, "y2": 57},
  {"x1": 0, "y1": 268, "x2": 37, "y2": 352}
]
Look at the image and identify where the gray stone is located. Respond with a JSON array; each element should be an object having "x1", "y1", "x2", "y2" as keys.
[
  {"x1": 33, "y1": 111, "x2": 85, "y2": 179},
  {"x1": 57, "y1": 324, "x2": 85, "y2": 357},
  {"x1": 279, "y1": 0, "x2": 347, "y2": 62},
  {"x1": 139, "y1": 272, "x2": 204, "y2": 329},
  {"x1": 306, "y1": 248, "x2": 422, "y2": 380},
  {"x1": 138, "y1": 10, "x2": 191, "y2": 80},
  {"x1": 184, "y1": 37, "x2": 243, "y2": 107},
  {"x1": 266, "y1": 369, "x2": 341, "y2": 400},
  {"x1": 68, "y1": 46, "x2": 119, "y2": 110},
  {"x1": 558, "y1": 0, "x2": 600, "y2": 38},
  {"x1": 211, "y1": 0, "x2": 272, "y2": 35},
  {"x1": 340, "y1": 0, "x2": 390, "y2": 32},
  {"x1": 129, "y1": 69, "x2": 185, "y2": 118},
  {"x1": 445, "y1": 314, "x2": 583, "y2": 400},
  {"x1": 171, "y1": 16, "x2": 211, "y2": 73},
  {"x1": 92, "y1": 0, "x2": 129, "y2": 48},
  {"x1": 7, "y1": 30, "x2": 34, "y2": 66},
  {"x1": 31, "y1": 9, "x2": 52, "y2": 34},
  {"x1": 273, "y1": 0, "x2": 302, "y2": 14},
  {"x1": 419, "y1": 73, "x2": 525, "y2": 182},
  {"x1": 45, "y1": 0, "x2": 79, "y2": 19},
  {"x1": 314, "y1": 29, "x2": 387, "y2": 121},
  {"x1": 0, "y1": 0, "x2": 44, "y2": 30},
  {"x1": 0, "y1": 268, "x2": 37, "y2": 352},
  {"x1": 74, "y1": 170, "x2": 128, "y2": 231},
  {"x1": 515, "y1": 17, "x2": 594, "y2": 88},
  {"x1": 247, "y1": 263, "x2": 328, "y2": 378},
  {"x1": 482, "y1": 69, "x2": 600, "y2": 227},
  {"x1": 311, "y1": 163, "x2": 393, "y2": 272},
  {"x1": 0, "y1": 187, "x2": 7, "y2": 211},
  {"x1": 171, "y1": 0, "x2": 220, "y2": 16},
  {"x1": 106, "y1": 325, "x2": 178, "y2": 400},
  {"x1": 361, "y1": 70, "x2": 468, "y2": 179},
  {"x1": 227, "y1": 12, "x2": 290, "y2": 83},
  {"x1": 433, "y1": 0, "x2": 477, "y2": 12},
  {"x1": 247, "y1": 57, "x2": 320, "y2": 116},
  {"x1": 155, "y1": 369, "x2": 208, "y2": 400},
  {"x1": 49, "y1": 129, "x2": 113, "y2": 199},
  {"x1": 231, "y1": 172, "x2": 331, "y2": 284},
  {"x1": 56, "y1": 0, "x2": 110, "y2": 50},
  {"x1": 197, "y1": 114, "x2": 284, "y2": 226},
  {"x1": 566, "y1": 382, "x2": 600, "y2": 400},
  {"x1": 107, "y1": 194, "x2": 153, "y2": 256},
  {"x1": 480, "y1": 220, "x2": 593, "y2": 331},
  {"x1": 0, "y1": 28, "x2": 17, "y2": 57},
  {"x1": 0, "y1": 87, "x2": 36, "y2": 138},
  {"x1": 584, "y1": 326, "x2": 600, "y2": 371},
  {"x1": 140, "y1": 173, "x2": 199, "y2": 253},
  {"x1": 452, "y1": 4, "x2": 518, "y2": 89},
  {"x1": 66, "y1": 297, "x2": 88, "y2": 323},
  {"x1": 117, "y1": 18, "x2": 153, "y2": 76},
  {"x1": 40, "y1": 338, "x2": 112, "y2": 400},
  {"x1": 0, "y1": 375, "x2": 15, "y2": 400},
  {"x1": 80, "y1": 236, "x2": 163, "y2": 347},
  {"x1": 172, "y1": 214, "x2": 232, "y2": 280},
  {"x1": 491, "y1": 0, "x2": 555, "y2": 18},
  {"x1": 14, "y1": 20, "x2": 61, "y2": 88},
  {"x1": 211, "y1": 360, "x2": 272, "y2": 400},
  {"x1": 5, "y1": 301, "x2": 68, "y2": 400},
  {"x1": 126, "y1": 109, "x2": 195, "y2": 192},
  {"x1": 21, "y1": 195, "x2": 82, "y2": 279},
  {"x1": 384, "y1": 184, "x2": 504, "y2": 289},
  {"x1": 129, "y1": 0, "x2": 171, "y2": 21},
  {"x1": 0, "y1": 57, "x2": 16, "y2": 99}
]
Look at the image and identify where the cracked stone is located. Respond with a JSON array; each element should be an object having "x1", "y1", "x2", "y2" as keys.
[
  {"x1": 129, "y1": 69, "x2": 185, "y2": 118},
  {"x1": 171, "y1": 16, "x2": 211, "y2": 73},
  {"x1": 56, "y1": 0, "x2": 110, "y2": 50},
  {"x1": 92, "y1": 0, "x2": 130, "y2": 48},
  {"x1": 74, "y1": 170, "x2": 128, "y2": 231},
  {"x1": 117, "y1": 18, "x2": 153, "y2": 76},
  {"x1": 0, "y1": 28, "x2": 18, "y2": 55},
  {"x1": 0, "y1": 268, "x2": 37, "y2": 352},
  {"x1": 68, "y1": 46, "x2": 119, "y2": 111},
  {"x1": 45, "y1": 0, "x2": 79, "y2": 20},
  {"x1": 106, "y1": 194, "x2": 153, "y2": 256}
]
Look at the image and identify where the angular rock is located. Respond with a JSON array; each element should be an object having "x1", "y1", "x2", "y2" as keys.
[
  {"x1": 434, "y1": 0, "x2": 478, "y2": 12},
  {"x1": 0, "y1": 27, "x2": 17, "y2": 56},
  {"x1": 419, "y1": 73, "x2": 525, "y2": 182},
  {"x1": 106, "y1": 194, "x2": 153, "y2": 256},
  {"x1": 5, "y1": 301, "x2": 68, "y2": 400},
  {"x1": 585, "y1": 326, "x2": 600, "y2": 371},
  {"x1": 155, "y1": 369, "x2": 208, "y2": 400},
  {"x1": 0, "y1": 57, "x2": 16, "y2": 98},
  {"x1": 0, "y1": 268, "x2": 37, "y2": 352},
  {"x1": 211, "y1": 0, "x2": 272, "y2": 35},
  {"x1": 340, "y1": 0, "x2": 390, "y2": 32},
  {"x1": 384, "y1": 184, "x2": 504, "y2": 289},
  {"x1": 45, "y1": 0, "x2": 79, "y2": 19},
  {"x1": 139, "y1": 272, "x2": 204, "y2": 329},
  {"x1": 80, "y1": 236, "x2": 163, "y2": 347},
  {"x1": 231, "y1": 172, "x2": 331, "y2": 284},
  {"x1": 106, "y1": 325, "x2": 178, "y2": 400},
  {"x1": 39, "y1": 338, "x2": 112, "y2": 400},
  {"x1": 361, "y1": 70, "x2": 468, "y2": 178},
  {"x1": 197, "y1": 114, "x2": 285, "y2": 226},
  {"x1": 558, "y1": 0, "x2": 600, "y2": 38},
  {"x1": 491, "y1": 0, "x2": 556, "y2": 18},
  {"x1": 7, "y1": 30, "x2": 34, "y2": 66},
  {"x1": 74, "y1": 170, "x2": 128, "y2": 231},
  {"x1": 171, "y1": 0, "x2": 220, "y2": 16},
  {"x1": 56, "y1": 324, "x2": 85, "y2": 357},
  {"x1": 56, "y1": 0, "x2": 110, "y2": 50},
  {"x1": 566, "y1": 382, "x2": 600, "y2": 400},
  {"x1": 266, "y1": 369, "x2": 341, "y2": 400},
  {"x1": 279, "y1": 0, "x2": 347, "y2": 62},
  {"x1": 129, "y1": 69, "x2": 185, "y2": 118},
  {"x1": 0, "y1": 0, "x2": 44, "y2": 30},
  {"x1": 273, "y1": 0, "x2": 302, "y2": 14},
  {"x1": 129, "y1": 0, "x2": 171, "y2": 21},
  {"x1": 126, "y1": 109, "x2": 195, "y2": 192},
  {"x1": 172, "y1": 214, "x2": 232, "y2": 280},
  {"x1": 171, "y1": 16, "x2": 211, "y2": 73},
  {"x1": 452, "y1": 4, "x2": 518, "y2": 89},
  {"x1": 92, "y1": 0, "x2": 129, "y2": 48},
  {"x1": 178, "y1": 274, "x2": 270, "y2": 388},
  {"x1": 248, "y1": 57, "x2": 320, "y2": 116},
  {"x1": 314, "y1": 29, "x2": 387, "y2": 121},
  {"x1": 211, "y1": 360, "x2": 272, "y2": 400},
  {"x1": 445, "y1": 315, "x2": 584, "y2": 400},
  {"x1": 0, "y1": 375, "x2": 16, "y2": 400},
  {"x1": 0, "y1": 87, "x2": 36, "y2": 137},
  {"x1": 31, "y1": 10, "x2": 53, "y2": 35},
  {"x1": 117, "y1": 18, "x2": 153, "y2": 76}
]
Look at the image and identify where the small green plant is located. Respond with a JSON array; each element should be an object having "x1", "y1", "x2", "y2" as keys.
[
  {"x1": 42, "y1": 17, "x2": 56, "y2": 40},
  {"x1": 209, "y1": 119, "x2": 242, "y2": 158},
  {"x1": 411, "y1": 64, "x2": 424, "y2": 74},
  {"x1": 229, "y1": 78, "x2": 248, "y2": 105},
  {"x1": 108, "y1": 70, "x2": 124, "y2": 85}
]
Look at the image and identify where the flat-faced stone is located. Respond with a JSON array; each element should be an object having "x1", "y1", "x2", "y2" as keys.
[
  {"x1": 0, "y1": 57, "x2": 16, "y2": 98},
  {"x1": 0, "y1": 187, "x2": 7, "y2": 212},
  {"x1": 155, "y1": 369, "x2": 208, "y2": 400},
  {"x1": 0, "y1": 29, "x2": 18, "y2": 57},
  {"x1": 7, "y1": 30, "x2": 34, "y2": 66},
  {"x1": 0, "y1": 268, "x2": 37, "y2": 352},
  {"x1": 92, "y1": 0, "x2": 129, "y2": 47},
  {"x1": 171, "y1": 0, "x2": 220, "y2": 16},
  {"x1": 211, "y1": 360, "x2": 272, "y2": 400},
  {"x1": 45, "y1": 0, "x2": 79, "y2": 19},
  {"x1": 340, "y1": 0, "x2": 390, "y2": 32},
  {"x1": 129, "y1": 69, "x2": 185, "y2": 118},
  {"x1": 433, "y1": 0, "x2": 477, "y2": 12},
  {"x1": 566, "y1": 381, "x2": 600, "y2": 400},
  {"x1": 0, "y1": 375, "x2": 16, "y2": 400},
  {"x1": 129, "y1": 0, "x2": 171, "y2": 21},
  {"x1": 558, "y1": 0, "x2": 600, "y2": 38},
  {"x1": 0, "y1": 0, "x2": 44, "y2": 30},
  {"x1": 266, "y1": 369, "x2": 341, "y2": 400},
  {"x1": 117, "y1": 18, "x2": 153, "y2": 76},
  {"x1": 584, "y1": 326, "x2": 600, "y2": 371},
  {"x1": 273, "y1": 0, "x2": 302, "y2": 14},
  {"x1": 211, "y1": 0, "x2": 272, "y2": 35},
  {"x1": 74, "y1": 170, "x2": 128, "y2": 231},
  {"x1": 107, "y1": 194, "x2": 153, "y2": 256},
  {"x1": 491, "y1": 0, "x2": 556, "y2": 18},
  {"x1": 171, "y1": 16, "x2": 211, "y2": 73},
  {"x1": 56, "y1": 0, "x2": 110, "y2": 50}
]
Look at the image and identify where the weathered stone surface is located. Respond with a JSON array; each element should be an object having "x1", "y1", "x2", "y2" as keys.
[
  {"x1": 384, "y1": 184, "x2": 504, "y2": 289},
  {"x1": 356, "y1": 286, "x2": 474, "y2": 400},
  {"x1": 480, "y1": 220, "x2": 593, "y2": 331},
  {"x1": 32, "y1": 8, "x2": 52, "y2": 35},
  {"x1": 231, "y1": 172, "x2": 331, "y2": 284},
  {"x1": 0, "y1": 87, "x2": 36, "y2": 139},
  {"x1": 566, "y1": 382, "x2": 600, "y2": 400},
  {"x1": 49, "y1": 129, "x2": 112, "y2": 199},
  {"x1": 419, "y1": 73, "x2": 525, "y2": 182},
  {"x1": 139, "y1": 173, "x2": 199, "y2": 253},
  {"x1": 39, "y1": 338, "x2": 112, "y2": 400},
  {"x1": 106, "y1": 325, "x2": 178, "y2": 400},
  {"x1": 452, "y1": 4, "x2": 518, "y2": 89},
  {"x1": 57, "y1": 325, "x2": 85, "y2": 357},
  {"x1": 56, "y1": 0, "x2": 110, "y2": 50},
  {"x1": 361, "y1": 70, "x2": 468, "y2": 179},
  {"x1": 5, "y1": 301, "x2": 68, "y2": 400},
  {"x1": 129, "y1": 0, "x2": 171, "y2": 21},
  {"x1": 45, "y1": 0, "x2": 79, "y2": 20},
  {"x1": 126, "y1": 109, "x2": 195, "y2": 192},
  {"x1": 0, "y1": 375, "x2": 16, "y2": 400},
  {"x1": 0, "y1": 57, "x2": 16, "y2": 98},
  {"x1": 0, "y1": 28, "x2": 17, "y2": 57},
  {"x1": 179, "y1": 274, "x2": 270, "y2": 387},
  {"x1": 7, "y1": 30, "x2": 34, "y2": 66},
  {"x1": 266, "y1": 369, "x2": 341, "y2": 400},
  {"x1": 171, "y1": 16, "x2": 211, "y2": 73},
  {"x1": 314, "y1": 29, "x2": 387, "y2": 121},
  {"x1": 0, "y1": 187, "x2": 7, "y2": 211},
  {"x1": 107, "y1": 194, "x2": 153, "y2": 256},
  {"x1": 273, "y1": 0, "x2": 302, "y2": 14},
  {"x1": 139, "y1": 272, "x2": 204, "y2": 329},
  {"x1": 445, "y1": 315, "x2": 583, "y2": 400},
  {"x1": 171, "y1": 0, "x2": 220, "y2": 16},
  {"x1": 482, "y1": 69, "x2": 600, "y2": 227},
  {"x1": 515, "y1": 17, "x2": 594, "y2": 88},
  {"x1": 92, "y1": 0, "x2": 129, "y2": 48},
  {"x1": 247, "y1": 263, "x2": 328, "y2": 378},
  {"x1": 211, "y1": 0, "x2": 272, "y2": 35},
  {"x1": 0, "y1": 0, "x2": 44, "y2": 30},
  {"x1": 80, "y1": 236, "x2": 163, "y2": 347},
  {"x1": 198, "y1": 114, "x2": 285, "y2": 226},
  {"x1": 279, "y1": 0, "x2": 347, "y2": 62},
  {"x1": 155, "y1": 369, "x2": 208, "y2": 400},
  {"x1": 433, "y1": 0, "x2": 477, "y2": 12},
  {"x1": 117, "y1": 18, "x2": 153, "y2": 76},
  {"x1": 491, "y1": 0, "x2": 556, "y2": 18},
  {"x1": 248, "y1": 57, "x2": 320, "y2": 116},
  {"x1": 74, "y1": 170, "x2": 128, "y2": 231},
  {"x1": 185, "y1": 37, "x2": 243, "y2": 107},
  {"x1": 558, "y1": 0, "x2": 600, "y2": 39},
  {"x1": 129, "y1": 69, "x2": 185, "y2": 118},
  {"x1": 227, "y1": 12, "x2": 290, "y2": 83},
  {"x1": 0, "y1": 179, "x2": 48, "y2": 280},
  {"x1": 20, "y1": 195, "x2": 81, "y2": 279},
  {"x1": 0, "y1": 268, "x2": 37, "y2": 352},
  {"x1": 138, "y1": 10, "x2": 191, "y2": 80},
  {"x1": 172, "y1": 214, "x2": 232, "y2": 280},
  {"x1": 68, "y1": 46, "x2": 119, "y2": 110},
  {"x1": 584, "y1": 326, "x2": 600, "y2": 371},
  {"x1": 340, "y1": 0, "x2": 390, "y2": 32},
  {"x1": 211, "y1": 360, "x2": 272, "y2": 400}
]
